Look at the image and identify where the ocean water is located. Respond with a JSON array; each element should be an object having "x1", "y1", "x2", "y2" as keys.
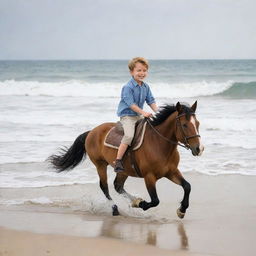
[{"x1": 0, "y1": 60, "x2": 256, "y2": 192}]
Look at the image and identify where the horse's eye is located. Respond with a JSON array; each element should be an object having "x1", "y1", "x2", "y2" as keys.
[{"x1": 183, "y1": 124, "x2": 188, "y2": 128}]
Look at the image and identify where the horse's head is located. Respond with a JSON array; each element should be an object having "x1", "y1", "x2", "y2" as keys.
[{"x1": 175, "y1": 101, "x2": 204, "y2": 156}]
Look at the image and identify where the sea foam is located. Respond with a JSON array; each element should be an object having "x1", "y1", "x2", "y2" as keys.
[{"x1": 0, "y1": 79, "x2": 234, "y2": 98}]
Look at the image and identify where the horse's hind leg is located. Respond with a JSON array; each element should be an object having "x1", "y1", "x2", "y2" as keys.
[
  {"x1": 95, "y1": 161, "x2": 120, "y2": 216},
  {"x1": 166, "y1": 169, "x2": 191, "y2": 219}
]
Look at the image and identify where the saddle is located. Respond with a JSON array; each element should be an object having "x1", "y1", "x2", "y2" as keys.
[{"x1": 104, "y1": 119, "x2": 147, "y2": 150}]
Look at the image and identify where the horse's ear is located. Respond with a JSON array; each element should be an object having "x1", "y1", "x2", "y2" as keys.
[
  {"x1": 191, "y1": 101, "x2": 197, "y2": 113},
  {"x1": 176, "y1": 102, "x2": 182, "y2": 113}
]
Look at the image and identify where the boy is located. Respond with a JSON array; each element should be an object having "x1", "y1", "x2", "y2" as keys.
[{"x1": 114, "y1": 57, "x2": 158, "y2": 172}]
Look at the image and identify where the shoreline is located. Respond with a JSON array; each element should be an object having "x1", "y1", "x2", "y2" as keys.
[{"x1": 1, "y1": 173, "x2": 256, "y2": 256}]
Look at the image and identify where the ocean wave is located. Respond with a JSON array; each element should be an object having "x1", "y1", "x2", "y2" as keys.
[
  {"x1": 202, "y1": 118, "x2": 256, "y2": 132},
  {"x1": 216, "y1": 81, "x2": 256, "y2": 98},
  {"x1": 0, "y1": 160, "x2": 100, "y2": 187},
  {"x1": 1, "y1": 79, "x2": 254, "y2": 99},
  {"x1": 0, "y1": 79, "x2": 236, "y2": 98},
  {"x1": 0, "y1": 79, "x2": 120, "y2": 97},
  {"x1": 0, "y1": 197, "x2": 54, "y2": 206}
]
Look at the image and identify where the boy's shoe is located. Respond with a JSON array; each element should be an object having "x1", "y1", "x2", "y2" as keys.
[{"x1": 114, "y1": 159, "x2": 124, "y2": 173}]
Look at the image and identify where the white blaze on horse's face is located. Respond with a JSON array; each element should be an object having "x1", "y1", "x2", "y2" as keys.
[{"x1": 190, "y1": 115, "x2": 204, "y2": 156}]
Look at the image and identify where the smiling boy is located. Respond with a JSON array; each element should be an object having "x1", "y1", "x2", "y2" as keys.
[{"x1": 114, "y1": 57, "x2": 158, "y2": 172}]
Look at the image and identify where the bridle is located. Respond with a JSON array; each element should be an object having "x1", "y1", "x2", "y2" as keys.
[
  {"x1": 146, "y1": 113, "x2": 201, "y2": 150},
  {"x1": 176, "y1": 113, "x2": 201, "y2": 149}
]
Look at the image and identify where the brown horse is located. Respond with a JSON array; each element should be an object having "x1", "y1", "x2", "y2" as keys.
[{"x1": 48, "y1": 101, "x2": 204, "y2": 218}]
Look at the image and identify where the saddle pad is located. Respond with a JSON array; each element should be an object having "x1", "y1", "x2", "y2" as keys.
[{"x1": 104, "y1": 119, "x2": 147, "y2": 150}]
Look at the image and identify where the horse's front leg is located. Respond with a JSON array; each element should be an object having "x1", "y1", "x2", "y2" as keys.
[
  {"x1": 166, "y1": 169, "x2": 191, "y2": 219},
  {"x1": 114, "y1": 173, "x2": 137, "y2": 201},
  {"x1": 95, "y1": 161, "x2": 120, "y2": 216},
  {"x1": 136, "y1": 174, "x2": 160, "y2": 211}
]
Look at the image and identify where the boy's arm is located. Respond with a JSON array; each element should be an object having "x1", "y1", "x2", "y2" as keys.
[
  {"x1": 130, "y1": 104, "x2": 153, "y2": 118},
  {"x1": 149, "y1": 103, "x2": 158, "y2": 113}
]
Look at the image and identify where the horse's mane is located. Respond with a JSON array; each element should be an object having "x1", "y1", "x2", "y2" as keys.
[{"x1": 149, "y1": 103, "x2": 193, "y2": 126}]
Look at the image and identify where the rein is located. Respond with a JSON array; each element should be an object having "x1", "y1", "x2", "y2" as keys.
[{"x1": 146, "y1": 113, "x2": 200, "y2": 150}]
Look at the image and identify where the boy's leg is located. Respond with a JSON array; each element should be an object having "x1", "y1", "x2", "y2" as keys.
[
  {"x1": 117, "y1": 143, "x2": 129, "y2": 160},
  {"x1": 114, "y1": 116, "x2": 138, "y2": 172},
  {"x1": 114, "y1": 143, "x2": 128, "y2": 172}
]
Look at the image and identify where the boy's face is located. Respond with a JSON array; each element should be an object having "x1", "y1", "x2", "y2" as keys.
[{"x1": 130, "y1": 62, "x2": 148, "y2": 85}]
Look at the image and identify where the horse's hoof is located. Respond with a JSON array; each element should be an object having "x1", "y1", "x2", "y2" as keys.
[
  {"x1": 177, "y1": 208, "x2": 186, "y2": 219},
  {"x1": 131, "y1": 198, "x2": 143, "y2": 208},
  {"x1": 112, "y1": 205, "x2": 120, "y2": 216}
]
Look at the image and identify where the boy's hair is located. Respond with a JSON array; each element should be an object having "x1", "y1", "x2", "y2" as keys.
[{"x1": 128, "y1": 57, "x2": 149, "y2": 71}]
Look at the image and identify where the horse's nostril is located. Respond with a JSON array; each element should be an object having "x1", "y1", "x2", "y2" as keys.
[{"x1": 196, "y1": 146, "x2": 200, "y2": 153}]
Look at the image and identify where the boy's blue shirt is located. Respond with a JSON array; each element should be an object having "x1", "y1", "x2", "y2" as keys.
[{"x1": 117, "y1": 77, "x2": 156, "y2": 117}]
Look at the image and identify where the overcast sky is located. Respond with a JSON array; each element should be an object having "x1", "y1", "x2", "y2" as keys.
[{"x1": 0, "y1": 0, "x2": 255, "y2": 60}]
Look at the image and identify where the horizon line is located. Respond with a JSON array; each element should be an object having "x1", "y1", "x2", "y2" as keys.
[{"x1": 0, "y1": 58, "x2": 256, "y2": 61}]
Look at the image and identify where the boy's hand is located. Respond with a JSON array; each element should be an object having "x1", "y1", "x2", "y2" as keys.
[
  {"x1": 129, "y1": 104, "x2": 153, "y2": 118},
  {"x1": 142, "y1": 111, "x2": 153, "y2": 118}
]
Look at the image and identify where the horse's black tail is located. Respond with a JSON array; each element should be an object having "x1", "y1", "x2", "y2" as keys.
[{"x1": 47, "y1": 131, "x2": 90, "y2": 172}]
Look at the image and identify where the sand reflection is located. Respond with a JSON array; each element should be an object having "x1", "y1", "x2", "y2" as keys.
[
  {"x1": 98, "y1": 218, "x2": 189, "y2": 250},
  {"x1": 178, "y1": 222, "x2": 189, "y2": 250}
]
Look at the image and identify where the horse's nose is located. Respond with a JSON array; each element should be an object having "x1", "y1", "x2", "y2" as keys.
[
  {"x1": 191, "y1": 144, "x2": 203, "y2": 156},
  {"x1": 197, "y1": 144, "x2": 205, "y2": 156}
]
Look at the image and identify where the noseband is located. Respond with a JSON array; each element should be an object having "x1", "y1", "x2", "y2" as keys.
[{"x1": 146, "y1": 113, "x2": 201, "y2": 150}]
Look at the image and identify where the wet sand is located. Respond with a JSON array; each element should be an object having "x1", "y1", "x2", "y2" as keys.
[
  {"x1": 1, "y1": 226, "x2": 208, "y2": 256},
  {"x1": 0, "y1": 173, "x2": 256, "y2": 256}
]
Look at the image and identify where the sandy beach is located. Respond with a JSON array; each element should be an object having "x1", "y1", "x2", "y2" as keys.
[
  {"x1": 1, "y1": 227, "x2": 206, "y2": 256},
  {"x1": 1, "y1": 0, "x2": 256, "y2": 253},
  {"x1": 0, "y1": 172, "x2": 255, "y2": 256}
]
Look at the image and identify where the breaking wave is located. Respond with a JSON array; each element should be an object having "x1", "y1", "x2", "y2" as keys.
[
  {"x1": 216, "y1": 81, "x2": 256, "y2": 98},
  {"x1": 0, "y1": 79, "x2": 255, "y2": 99}
]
